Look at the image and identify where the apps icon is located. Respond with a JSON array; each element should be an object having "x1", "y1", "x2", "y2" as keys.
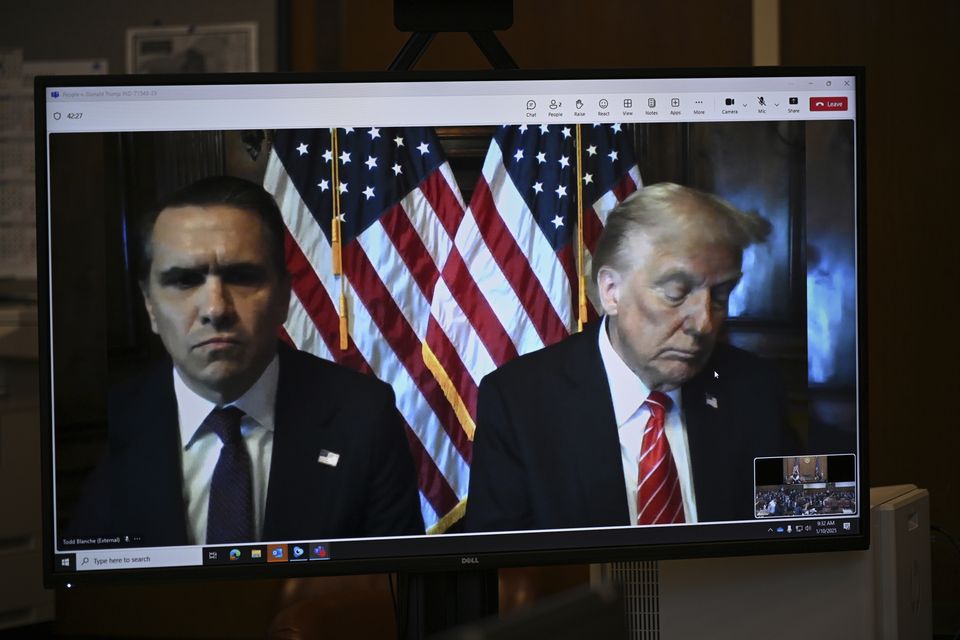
[{"x1": 670, "y1": 97, "x2": 680, "y2": 107}]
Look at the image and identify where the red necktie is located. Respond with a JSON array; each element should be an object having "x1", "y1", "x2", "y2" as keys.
[{"x1": 636, "y1": 391, "x2": 685, "y2": 525}]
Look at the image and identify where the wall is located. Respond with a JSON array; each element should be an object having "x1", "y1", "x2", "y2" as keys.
[
  {"x1": 315, "y1": 0, "x2": 751, "y2": 71},
  {"x1": 0, "y1": 0, "x2": 277, "y2": 73},
  {"x1": 780, "y1": 1, "x2": 960, "y2": 628}
]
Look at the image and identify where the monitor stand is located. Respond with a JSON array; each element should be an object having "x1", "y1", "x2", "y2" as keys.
[
  {"x1": 387, "y1": 0, "x2": 517, "y2": 71},
  {"x1": 399, "y1": 569, "x2": 499, "y2": 639},
  {"x1": 388, "y1": 7, "x2": 513, "y2": 636}
]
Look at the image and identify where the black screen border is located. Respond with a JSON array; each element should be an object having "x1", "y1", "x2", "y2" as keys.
[{"x1": 35, "y1": 66, "x2": 868, "y2": 587}]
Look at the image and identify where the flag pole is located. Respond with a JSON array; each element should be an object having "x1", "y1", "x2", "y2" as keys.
[
  {"x1": 330, "y1": 128, "x2": 348, "y2": 350},
  {"x1": 331, "y1": 128, "x2": 343, "y2": 276},
  {"x1": 575, "y1": 123, "x2": 587, "y2": 332}
]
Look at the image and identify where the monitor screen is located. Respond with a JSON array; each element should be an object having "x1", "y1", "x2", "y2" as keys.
[{"x1": 37, "y1": 68, "x2": 865, "y2": 583}]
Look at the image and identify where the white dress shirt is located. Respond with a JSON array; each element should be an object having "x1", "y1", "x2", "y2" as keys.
[
  {"x1": 174, "y1": 355, "x2": 279, "y2": 544},
  {"x1": 598, "y1": 318, "x2": 699, "y2": 524}
]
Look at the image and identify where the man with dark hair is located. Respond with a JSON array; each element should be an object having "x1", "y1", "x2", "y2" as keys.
[
  {"x1": 465, "y1": 183, "x2": 798, "y2": 533},
  {"x1": 72, "y1": 176, "x2": 424, "y2": 545}
]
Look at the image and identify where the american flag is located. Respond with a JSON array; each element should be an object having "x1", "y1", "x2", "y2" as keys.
[
  {"x1": 265, "y1": 127, "x2": 471, "y2": 532},
  {"x1": 265, "y1": 123, "x2": 641, "y2": 533},
  {"x1": 426, "y1": 123, "x2": 642, "y2": 433}
]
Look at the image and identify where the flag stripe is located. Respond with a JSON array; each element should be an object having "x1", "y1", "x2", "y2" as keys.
[
  {"x1": 377, "y1": 202, "x2": 480, "y2": 424},
  {"x1": 438, "y1": 247, "x2": 518, "y2": 369},
  {"x1": 424, "y1": 315, "x2": 479, "y2": 418},
  {"x1": 284, "y1": 232, "x2": 371, "y2": 373},
  {"x1": 268, "y1": 123, "x2": 643, "y2": 533},
  {"x1": 285, "y1": 242, "x2": 458, "y2": 514},
  {"x1": 480, "y1": 142, "x2": 575, "y2": 334},
  {"x1": 418, "y1": 164, "x2": 467, "y2": 243},
  {"x1": 583, "y1": 208, "x2": 605, "y2": 256},
  {"x1": 400, "y1": 416, "x2": 459, "y2": 519},
  {"x1": 285, "y1": 232, "x2": 460, "y2": 521},
  {"x1": 285, "y1": 201, "x2": 471, "y2": 502},
  {"x1": 343, "y1": 241, "x2": 474, "y2": 462},
  {"x1": 379, "y1": 201, "x2": 442, "y2": 302},
  {"x1": 268, "y1": 149, "x2": 468, "y2": 529},
  {"x1": 612, "y1": 172, "x2": 639, "y2": 207},
  {"x1": 470, "y1": 177, "x2": 569, "y2": 345},
  {"x1": 282, "y1": 282, "x2": 331, "y2": 360}
]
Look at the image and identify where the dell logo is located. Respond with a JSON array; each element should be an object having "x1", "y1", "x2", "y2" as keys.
[{"x1": 461, "y1": 556, "x2": 480, "y2": 565}]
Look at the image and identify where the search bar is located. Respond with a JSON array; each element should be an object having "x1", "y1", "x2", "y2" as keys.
[{"x1": 75, "y1": 547, "x2": 201, "y2": 571}]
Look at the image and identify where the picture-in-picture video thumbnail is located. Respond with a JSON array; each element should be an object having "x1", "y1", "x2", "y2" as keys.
[{"x1": 754, "y1": 455, "x2": 857, "y2": 518}]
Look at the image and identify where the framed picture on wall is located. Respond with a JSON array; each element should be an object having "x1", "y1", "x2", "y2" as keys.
[{"x1": 126, "y1": 22, "x2": 258, "y2": 74}]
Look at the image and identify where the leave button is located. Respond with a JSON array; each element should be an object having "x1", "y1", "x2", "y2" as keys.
[{"x1": 809, "y1": 96, "x2": 848, "y2": 111}]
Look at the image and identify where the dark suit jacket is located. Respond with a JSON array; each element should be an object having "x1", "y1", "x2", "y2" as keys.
[
  {"x1": 464, "y1": 322, "x2": 798, "y2": 532},
  {"x1": 70, "y1": 344, "x2": 424, "y2": 546}
]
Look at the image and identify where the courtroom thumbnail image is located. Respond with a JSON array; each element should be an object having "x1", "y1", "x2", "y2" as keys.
[{"x1": 755, "y1": 484, "x2": 857, "y2": 518}]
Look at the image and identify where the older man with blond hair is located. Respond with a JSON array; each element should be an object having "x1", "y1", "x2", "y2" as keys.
[{"x1": 465, "y1": 183, "x2": 798, "y2": 533}]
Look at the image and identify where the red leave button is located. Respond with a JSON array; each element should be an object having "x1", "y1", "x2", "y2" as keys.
[{"x1": 809, "y1": 97, "x2": 848, "y2": 111}]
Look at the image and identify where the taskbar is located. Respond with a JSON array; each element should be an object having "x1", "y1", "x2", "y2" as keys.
[
  {"x1": 53, "y1": 516, "x2": 860, "y2": 574},
  {"x1": 53, "y1": 541, "x2": 332, "y2": 573}
]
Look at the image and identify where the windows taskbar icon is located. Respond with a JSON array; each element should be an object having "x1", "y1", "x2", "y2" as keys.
[
  {"x1": 267, "y1": 544, "x2": 287, "y2": 563},
  {"x1": 203, "y1": 545, "x2": 267, "y2": 565},
  {"x1": 290, "y1": 544, "x2": 308, "y2": 562},
  {"x1": 202, "y1": 542, "x2": 333, "y2": 565}
]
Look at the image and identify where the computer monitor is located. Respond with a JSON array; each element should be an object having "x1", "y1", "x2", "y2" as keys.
[{"x1": 36, "y1": 68, "x2": 865, "y2": 586}]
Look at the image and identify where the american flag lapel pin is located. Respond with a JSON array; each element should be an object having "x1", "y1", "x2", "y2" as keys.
[
  {"x1": 705, "y1": 393, "x2": 718, "y2": 409},
  {"x1": 317, "y1": 449, "x2": 341, "y2": 467}
]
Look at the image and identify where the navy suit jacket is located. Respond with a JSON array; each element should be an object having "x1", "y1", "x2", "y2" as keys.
[
  {"x1": 464, "y1": 321, "x2": 798, "y2": 532},
  {"x1": 69, "y1": 344, "x2": 424, "y2": 546}
]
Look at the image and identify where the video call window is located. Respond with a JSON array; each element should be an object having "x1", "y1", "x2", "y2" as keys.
[{"x1": 39, "y1": 72, "x2": 864, "y2": 578}]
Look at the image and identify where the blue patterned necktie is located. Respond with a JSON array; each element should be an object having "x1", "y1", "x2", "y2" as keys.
[{"x1": 205, "y1": 406, "x2": 254, "y2": 544}]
